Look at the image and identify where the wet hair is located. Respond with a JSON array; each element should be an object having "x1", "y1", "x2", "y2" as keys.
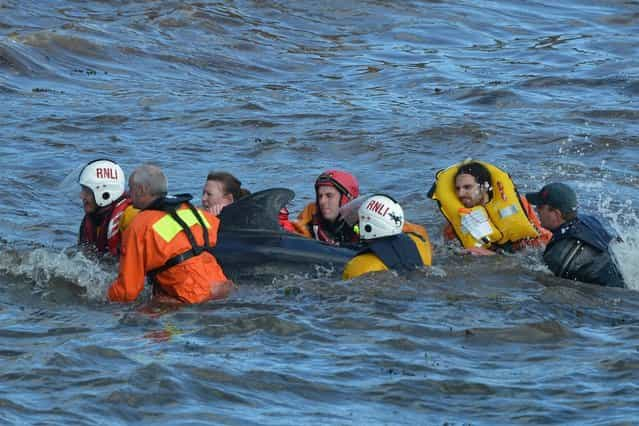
[
  {"x1": 455, "y1": 162, "x2": 492, "y2": 190},
  {"x1": 132, "y1": 164, "x2": 168, "y2": 197},
  {"x1": 206, "y1": 171, "x2": 250, "y2": 201}
]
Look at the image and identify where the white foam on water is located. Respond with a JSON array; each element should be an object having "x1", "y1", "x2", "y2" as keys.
[
  {"x1": 425, "y1": 264, "x2": 447, "y2": 278},
  {"x1": 611, "y1": 238, "x2": 638, "y2": 290},
  {"x1": 595, "y1": 195, "x2": 639, "y2": 290},
  {"x1": 0, "y1": 246, "x2": 116, "y2": 302},
  {"x1": 529, "y1": 154, "x2": 639, "y2": 290},
  {"x1": 269, "y1": 263, "x2": 339, "y2": 285},
  {"x1": 519, "y1": 249, "x2": 552, "y2": 274}
]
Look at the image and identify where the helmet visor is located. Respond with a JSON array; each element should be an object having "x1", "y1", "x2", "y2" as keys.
[
  {"x1": 58, "y1": 163, "x2": 90, "y2": 204},
  {"x1": 338, "y1": 195, "x2": 368, "y2": 227}
]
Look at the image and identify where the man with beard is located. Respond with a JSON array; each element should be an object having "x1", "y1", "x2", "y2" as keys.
[{"x1": 429, "y1": 160, "x2": 551, "y2": 255}]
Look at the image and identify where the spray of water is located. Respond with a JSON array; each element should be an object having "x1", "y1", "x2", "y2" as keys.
[
  {"x1": 596, "y1": 195, "x2": 639, "y2": 290},
  {"x1": 527, "y1": 149, "x2": 639, "y2": 290},
  {"x1": 0, "y1": 245, "x2": 116, "y2": 302}
]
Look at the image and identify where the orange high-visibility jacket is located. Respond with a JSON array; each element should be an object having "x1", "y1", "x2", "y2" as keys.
[{"x1": 108, "y1": 203, "x2": 228, "y2": 304}]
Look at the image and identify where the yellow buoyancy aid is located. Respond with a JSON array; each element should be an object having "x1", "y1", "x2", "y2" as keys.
[
  {"x1": 119, "y1": 204, "x2": 140, "y2": 232},
  {"x1": 342, "y1": 233, "x2": 432, "y2": 279},
  {"x1": 429, "y1": 160, "x2": 539, "y2": 249}
]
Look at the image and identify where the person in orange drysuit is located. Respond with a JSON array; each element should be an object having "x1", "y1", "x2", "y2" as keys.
[{"x1": 108, "y1": 164, "x2": 232, "y2": 304}]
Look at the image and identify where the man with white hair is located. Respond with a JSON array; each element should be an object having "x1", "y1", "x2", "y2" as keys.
[{"x1": 108, "y1": 164, "x2": 233, "y2": 304}]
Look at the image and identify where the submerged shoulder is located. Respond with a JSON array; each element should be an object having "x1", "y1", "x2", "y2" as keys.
[{"x1": 343, "y1": 252, "x2": 387, "y2": 280}]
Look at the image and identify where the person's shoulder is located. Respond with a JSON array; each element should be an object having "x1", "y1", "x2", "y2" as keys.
[
  {"x1": 403, "y1": 221, "x2": 429, "y2": 242},
  {"x1": 119, "y1": 205, "x2": 140, "y2": 231},
  {"x1": 195, "y1": 205, "x2": 216, "y2": 219},
  {"x1": 343, "y1": 252, "x2": 386, "y2": 279},
  {"x1": 198, "y1": 207, "x2": 221, "y2": 227},
  {"x1": 518, "y1": 194, "x2": 536, "y2": 214},
  {"x1": 406, "y1": 233, "x2": 433, "y2": 266},
  {"x1": 130, "y1": 208, "x2": 166, "y2": 228},
  {"x1": 578, "y1": 214, "x2": 604, "y2": 226}
]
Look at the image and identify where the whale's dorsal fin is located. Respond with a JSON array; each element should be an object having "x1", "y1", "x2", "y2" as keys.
[{"x1": 218, "y1": 188, "x2": 295, "y2": 232}]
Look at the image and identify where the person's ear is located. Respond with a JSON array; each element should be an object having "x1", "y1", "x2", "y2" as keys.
[
  {"x1": 550, "y1": 207, "x2": 564, "y2": 222},
  {"x1": 223, "y1": 193, "x2": 235, "y2": 204}
]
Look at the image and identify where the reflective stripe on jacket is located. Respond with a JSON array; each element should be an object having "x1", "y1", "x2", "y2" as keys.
[{"x1": 108, "y1": 203, "x2": 228, "y2": 303}]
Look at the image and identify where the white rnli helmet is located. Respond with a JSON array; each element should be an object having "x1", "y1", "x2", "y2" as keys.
[
  {"x1": 358, "y1": 194, "x2": 404, "y2": 240},
  {"x1": 78, "y1": 159, "x2": 125, "y2": 207}
]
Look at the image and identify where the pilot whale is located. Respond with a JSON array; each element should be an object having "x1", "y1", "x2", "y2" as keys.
[{"x1": 212, "y1": 188, "x2": 356, "y2": 282}]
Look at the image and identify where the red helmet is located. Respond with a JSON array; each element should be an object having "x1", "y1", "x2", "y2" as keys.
[{"x1": 315, "y1": 169, "x2": 359, "y2": 206}]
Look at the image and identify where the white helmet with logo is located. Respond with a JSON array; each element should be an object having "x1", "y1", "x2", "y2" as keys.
[
  {"x1": 358, "y1": 194, "x2": 404, "y2": 240},
  {"x1": 78, "y1": 159, "x2": 125, "y2": 207}
]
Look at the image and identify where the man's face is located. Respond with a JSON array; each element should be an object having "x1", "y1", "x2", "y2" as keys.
[
  {"x1": 79, "y1": 186, "x2": 98, "y2": 214},
  {"x1": 537, "y1": 204, "x2": 563, "y2": 230},
  {"x1": 455, "y1": 174, "x2": 484, "y2": 208},
  {"x1": 317, "y1": 185, "x2": 341, "y2": 223}
]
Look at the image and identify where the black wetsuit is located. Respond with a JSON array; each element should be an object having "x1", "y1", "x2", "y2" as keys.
[{"x1": 543, "y1": 215, "x2": 625, "y2": 288}]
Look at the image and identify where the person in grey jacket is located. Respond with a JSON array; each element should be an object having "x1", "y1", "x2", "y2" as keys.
[{"x1": 526, "y1": 183, "x2": 625, "y2": 288}]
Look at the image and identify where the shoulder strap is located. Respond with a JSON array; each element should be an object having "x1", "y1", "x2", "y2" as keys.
[
  {"x1": 147, "y1": 201, "x2": 212, "y2": 283},
  {"x1": 144, "y1": 193, "x2": 194, "y2": 212}
]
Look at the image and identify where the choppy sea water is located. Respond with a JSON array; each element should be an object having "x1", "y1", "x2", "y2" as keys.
[{"x1": 1, "y1": 1, "x2": 639, "y2": 424}]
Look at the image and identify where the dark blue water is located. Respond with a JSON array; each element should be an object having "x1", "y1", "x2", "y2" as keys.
[{"x1": 1, "y1": 1, "x2": 639, "y2": 424}]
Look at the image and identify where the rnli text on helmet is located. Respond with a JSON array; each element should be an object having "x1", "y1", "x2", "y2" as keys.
[
  {"x1": 367, "y1": 199, "x2": 389, "y2": 216},
  {"x1": 96, "y1": 168, "x2": 119, "y2": 180}
]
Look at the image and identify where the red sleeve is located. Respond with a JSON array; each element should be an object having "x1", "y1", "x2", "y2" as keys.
[
  {"x1": 515, "y1": 195, "x2": 553, "y2": 249},
  {"x1": 278, "y1": 207, "x2": 297, "y2": 233}
]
